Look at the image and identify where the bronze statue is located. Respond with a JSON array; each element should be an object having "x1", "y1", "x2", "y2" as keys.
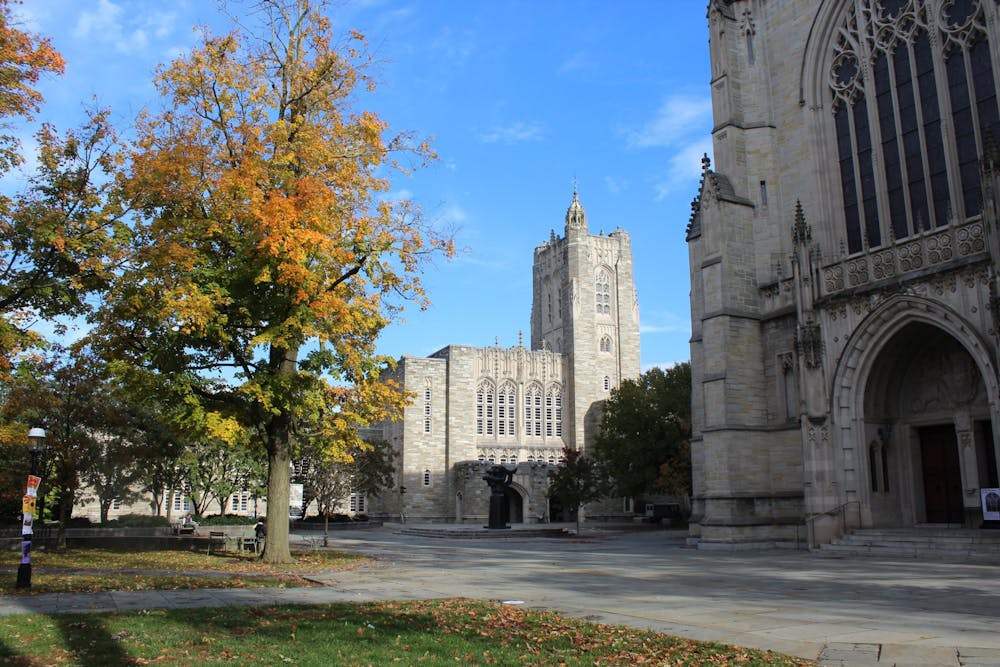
[{"x1": 483, "y1": 465, "x2": 515, "y2": 529}]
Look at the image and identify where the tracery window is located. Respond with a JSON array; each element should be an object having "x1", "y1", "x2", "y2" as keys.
[
  {"x1": 476, "y1": 381, "x2": 496, "y2": 436},
  {"x1": 545, "y1": 385, "x2": 563, "y2": 438},
  {"x1": 595, "y1": 270, "x2": 611, "y2": 314},
  {"x1": 599, "y1": 335, "x2": 613, "y2": 352},
  {"x1": 830, "y1": 0, "x2": 1000, "y2": 254},
  {"x1": 525, "y1": 383, "x2": 543, "y2": 437},
  {"x1": 497, "y1": 382, "x2": 516, "y2": 437}
]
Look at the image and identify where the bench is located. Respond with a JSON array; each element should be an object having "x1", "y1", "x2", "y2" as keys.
[
  {"x1": 238, "y1": 534, "x2": 262, "y2": 555},
  {"x1": 207, "y1": 531, "x2": 228, "y2": 555},
  {"x1": 172, "y1": 523, "x2": 197, "y2": 535}
]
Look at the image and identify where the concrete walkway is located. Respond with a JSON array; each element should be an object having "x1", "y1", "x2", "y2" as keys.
[{"x1": 3, "y1": 524, "x2": 1000, "y2": 666}]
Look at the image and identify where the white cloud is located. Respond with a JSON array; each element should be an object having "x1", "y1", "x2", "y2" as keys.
[
  {"x1": 74, "y1": 1, "x2": 176, "y2": 55},
  {"x1": 477, "y1": 121, "x2": 544, "y2": 145},
  {"x1": 558, "y1": 51, "x2": 593, "y2": 74},
  {"x1": 639, "y1": 311, "x2": 690, "y2": 335},
  {"x1": 653, "y1": 136, "x2": 713, "y2": 201},
  {"x1": 626, "y1": 94, "x2": 712, "y2": 149},
  {"x1": 604, "y1": 176, "x2": 624, "y2": 194}
]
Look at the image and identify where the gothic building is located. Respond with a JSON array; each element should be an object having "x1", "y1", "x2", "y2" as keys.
[
  {"x1": 368, "y1": 193, "x2": 641, "y2": 523},
  {"x1": 688, "y1": 0, "x2": 1000, "y2": 546}
]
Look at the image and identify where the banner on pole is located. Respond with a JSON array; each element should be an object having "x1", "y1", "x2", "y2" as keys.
[
  {"x1": 21, "y1": 496, "x2": 36, "y2": 515},
  {"x1": 25, "y1": 475, "x2": 40, "y2": 497}
]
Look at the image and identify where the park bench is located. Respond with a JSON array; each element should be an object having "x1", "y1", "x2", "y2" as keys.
[
  {"x1": 172, "y1": 523, "x2": 197, "y2": 536},
  {"x1": 237, "y1": 534, "x2": 262, "y2": 555},
  {"x1": 207, "y1": 531, "x2": 228, "y2": 555}
]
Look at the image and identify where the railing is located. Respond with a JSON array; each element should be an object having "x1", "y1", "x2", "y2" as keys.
[{"x1": 804, "y1": 500, "x2": 862, "y2": 549}]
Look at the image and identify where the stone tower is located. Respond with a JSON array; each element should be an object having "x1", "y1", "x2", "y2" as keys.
[{"x1": 531, "y1": 191, "x2": 641, "y2": 451}]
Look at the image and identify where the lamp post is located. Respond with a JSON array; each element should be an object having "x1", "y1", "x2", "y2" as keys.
[{"x1": 16, "y1": 427, "x2": 46, "y2": 589}]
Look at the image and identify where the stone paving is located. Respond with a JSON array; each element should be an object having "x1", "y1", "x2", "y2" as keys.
[{"x1": 3, "y1": 524, "x2": 1000, "y2": 666}]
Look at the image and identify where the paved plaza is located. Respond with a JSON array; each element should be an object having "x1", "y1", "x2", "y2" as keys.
[{"x1": 3, "y1": 525, "x2": 1000, "y2": 666}]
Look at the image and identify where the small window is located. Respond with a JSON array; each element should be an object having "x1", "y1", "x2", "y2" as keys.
[
  {"x1": 112, "y1": 498, "x2": 121, "y2": 511},
  {"x1": 422, "y1": 470, "x2": 431, "y2": 487},
  {"x1": 624, "y1": 497, "x2": 633, "y2": 513},
  {"x1": 349, "y1": 492, "x2": 366, "y2": 513},
  {"x1": 603, "y1": 376, "x2": 610, "y2": 391}
]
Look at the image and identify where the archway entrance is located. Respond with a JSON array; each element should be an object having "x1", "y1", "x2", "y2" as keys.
[
  {"x1": 861, "y1": 321, "x2": 993, "y2": 527},
  {"x1": 504, "y1": 487, "x2": 523, "y2": 523}
]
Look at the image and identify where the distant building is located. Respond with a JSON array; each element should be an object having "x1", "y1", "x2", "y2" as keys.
[
  {"x1": 688, "y1": 0, "x2": 1000, "y2": 547},
  {"x1": 368, "y1": 192, "x2": 641, "y2": 523}
]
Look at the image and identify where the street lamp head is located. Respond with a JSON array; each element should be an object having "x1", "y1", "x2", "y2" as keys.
[{"x1": 27, "y1": 427, "x2": 45, "y2": 453}]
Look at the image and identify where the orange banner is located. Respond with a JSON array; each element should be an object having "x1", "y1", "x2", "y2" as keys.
[{"x1": 25, "y1": 475, "x2": 40, "y2": 496}]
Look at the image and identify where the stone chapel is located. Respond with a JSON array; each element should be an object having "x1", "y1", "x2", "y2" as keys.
[
  {"x1": 367, "y1": 193, "x2": 641, "y2": 523},
  {"x1": 688, "y1": 0, "x2": 1000, "y2": 547}
]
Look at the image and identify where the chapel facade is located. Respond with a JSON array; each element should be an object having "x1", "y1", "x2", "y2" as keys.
[
  {"x1": 688, "y1": 0, "x2": 1000, "y2": 547},
  {"x1": 368, "y1": 193, "x2": 641, "y2": 523}
]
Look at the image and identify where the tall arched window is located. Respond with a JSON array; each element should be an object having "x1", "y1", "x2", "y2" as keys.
[
  {"x1": 497, "y1": 382, "x2": 516, "y2": 437},
  {"x1": 524, "y1": 383, "x2": 542, "y2": 437},
  {"x1": 830, "y1": 0, "x2": 1000, "y2": 254},
  {"x1": 599, "y1": 335, "x2": 613, "y2": 352},
  {"x1": 595, "y1": 270, "x2": 611, "y2": 314},
  {"x1": 545, "y1": 385, "x2": 563, "y2": 438},
  {"x1": 476, "y1": 381, "x2": 496, "y2": 436}
]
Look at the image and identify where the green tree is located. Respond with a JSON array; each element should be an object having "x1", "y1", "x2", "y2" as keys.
[
  {"x1": 592, "y1": 363, "x2": 692, "y2": 502},
  {"x1": 93, "y1": 0, "x2": 452, "y2": 562},
  {"x1": 547, "y1": 447, "x2": 601, "y2": 535},
  {"x1": 0, "y1": 345, "x2": 119, "y2": 544},
  {"x1": 302, "y1": 437, "x2": 394, "y2": 545},
  {"x1": 179, "y1": 437, "x2": 263, "y2": 519}
]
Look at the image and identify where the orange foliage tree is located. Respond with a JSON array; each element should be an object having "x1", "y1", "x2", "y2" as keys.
[
  {"x1": 0, "y1": 1, "x2": 125, "y2": 376},
  {"x1": 93, "y1": 0, "x2": 452, "y2": 562}
]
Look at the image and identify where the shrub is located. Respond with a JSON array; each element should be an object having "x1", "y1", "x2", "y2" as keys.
[
  {"x1": 198, "y1": 514, "x2": 256, "y2": 526},
  {"x1": 108, "y1": 514, "x2": 170, "y2": 527}
]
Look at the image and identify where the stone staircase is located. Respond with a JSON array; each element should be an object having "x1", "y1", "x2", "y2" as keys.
[
  {"x1": 817, "y1": 526, "x2": 1000, "y2": 563},
  {"x1": 399, "y1": 525, "x2": 571, "y2": 539}
]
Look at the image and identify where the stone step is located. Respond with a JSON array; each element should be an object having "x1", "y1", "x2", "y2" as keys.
[
  {"x1": 818, "y1": 528, "x2": 1000, "y2": 562},
  {"x1": 398, "y1": 526, "x2": 570, "y2": 539}
]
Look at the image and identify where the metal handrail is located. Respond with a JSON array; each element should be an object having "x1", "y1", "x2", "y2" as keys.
[{"x1": 804, "y1": 500, "x2": 862, "y2": 549}]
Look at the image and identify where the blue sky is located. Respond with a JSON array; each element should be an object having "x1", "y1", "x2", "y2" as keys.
[{"x1": 15, "y1": 0, "x2": 712, "y2": 370}]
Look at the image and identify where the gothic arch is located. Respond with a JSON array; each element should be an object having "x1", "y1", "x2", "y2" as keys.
[
  {"x1": 800, "y1": 0, "x2": 850, "y2": 108},
  {"x1": 832, "y1": 296, "x2": 999, "y2": 423},
  {"x1": 830, "y1": 295, "x2": 1000, "y2": 523}
]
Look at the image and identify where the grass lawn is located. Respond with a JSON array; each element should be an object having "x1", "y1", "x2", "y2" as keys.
[
  {"x1": 0, "y1": 599, "x2": 814, "y2": 666},
  {"x1": 0, "y1": 548, "x2": 367, "y2": 594}
]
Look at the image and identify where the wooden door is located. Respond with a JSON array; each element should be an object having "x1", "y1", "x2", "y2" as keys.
[{"x1": 919, "y1": 425, "x2": 963, "y2": 524}]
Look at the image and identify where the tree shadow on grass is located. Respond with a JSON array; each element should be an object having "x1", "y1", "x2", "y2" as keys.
[{"x1": 52, "y1": 614, "x2": 139, "y2": 666}]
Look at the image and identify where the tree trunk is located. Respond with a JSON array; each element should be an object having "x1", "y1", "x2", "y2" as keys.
[
  {"x1": 260, "y1": 344, "x2": 298, "y2": 564},
  {"x1": 57, "y1": 482, "x2": 71, "y2": 550},
  {"x1": 262, "y1": 442, "x2": 293, "y2": 562},
  {"x1": 323, "y1": 511, "x2": 329, "y2": 547},
  {"x1": 165, "y1": 489, "x2": 174, "y2": 522}
]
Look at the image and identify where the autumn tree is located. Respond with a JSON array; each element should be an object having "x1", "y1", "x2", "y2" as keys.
[
  {"x1": 0, "y1": 345, "x2": 120, "y2": 545},
  {"x1": 93, "y1": 0, "x2": 452, "y2": 562},
  {"x1": 0, "y1": 0, "x2": 64, "y2": 169},
  {"x1": 592, "y1": 363, "x2": 692, "y2": 502},
  {"x1": 0, "y1": 3, "x2": 126, "y2": 374},
  {"x1": 547, "y1": 447, "x2": 602, "y2": 535}
]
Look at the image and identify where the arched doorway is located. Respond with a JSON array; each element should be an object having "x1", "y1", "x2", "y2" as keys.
[
  {"x1": 504, "y1": 487, "x2": 524, "y2": 524},
  {"x1": 861, "y1": 321, "x2": 995, "y2": 527}
]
